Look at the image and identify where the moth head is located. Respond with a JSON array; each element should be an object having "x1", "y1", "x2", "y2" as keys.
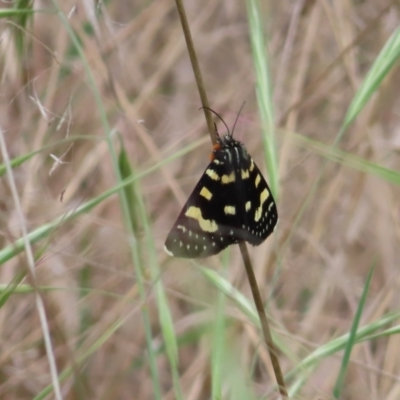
[{"x1": 201, "y1": 104, "x2": 246, "y2": 160}]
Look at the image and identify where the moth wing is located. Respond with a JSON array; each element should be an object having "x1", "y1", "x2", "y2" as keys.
[
  {"x1": 164, "y1": 149, "x2": 278, "y2": 258},
  {"x1": 164, "y1": 160, "x2": 241, "y2": 258},
  {"x1": 235, "y1": 158, "x2": 278, "y2": 246}
]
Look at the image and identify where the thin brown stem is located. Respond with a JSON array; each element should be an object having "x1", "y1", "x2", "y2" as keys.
[
  {"x1": 174, "y1": 0, "x2": 217, "y2": 144},
  {"x1": 174, "y1": 0, "x2": 287, "y2": 397},
  {"x1": 239, "y1": 241, "x2": 288, "y2": 398}
]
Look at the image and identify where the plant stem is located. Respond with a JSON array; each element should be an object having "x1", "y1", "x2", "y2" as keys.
[
  {"x1": 174, "y1": 0, "x2": 217, "y2": 144},
  {"x1": 175, "y1": 0, "x2": 288, "y2": 397},
  {"x1": 239, "y1": 241, "x2": 288, "y2": 398}
]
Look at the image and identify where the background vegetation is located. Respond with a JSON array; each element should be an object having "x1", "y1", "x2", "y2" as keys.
[{"x1": 0, "y1": 1, "x2": 400, "y2": 399}]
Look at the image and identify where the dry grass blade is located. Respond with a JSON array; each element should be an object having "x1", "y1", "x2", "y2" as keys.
[{"x1": 1, "y1": 1, "x2": 400, "y2": 399}]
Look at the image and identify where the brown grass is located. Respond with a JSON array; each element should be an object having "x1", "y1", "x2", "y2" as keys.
[{"x1": 0, "y1": 1, "x2": 400, "y2": 399}]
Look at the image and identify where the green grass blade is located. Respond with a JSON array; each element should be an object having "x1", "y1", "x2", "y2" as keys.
[
  {"x1": 286, "y1": 311, "x2": 399, "y2": 395},
  {"x1": 211, "y1": 298, "x2": 224, "y2": 400},
  {"x1": 0, "y1": 8, "x2": 35, "y2": 18},
  {"x1": 211, "y1": 254, "x2": 229, "y2": 399},
  {"x1": 343, "y1": 27, "x2": 400, "y2": 130},
  {"x1": 246, "y1": 0, "x2": 279, "y2": 198},
  {"x1": 333, "y1": 261, "x2": 375, "y2": 398},
  {"x1": 118, "y1": 143, "x2": 141, "y2": 233},
  {"x1": 10, "y1": 0, "x2": 33, "y2": 57},
  {"x1": 120, "y1": 142, "x2": 184, "y2": 399},
  {"x1": 0, "y1": 270, "x2": 26, "y2": 308},
  {"x1": 118, "y1": 145, "x2": 163, "y2": 399},
  {"x1": 292, "y1": 133, "x2": 400, "y2": 185}
]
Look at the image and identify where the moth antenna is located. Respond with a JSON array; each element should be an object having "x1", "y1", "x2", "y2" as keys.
[
  {"x1": 231, "y1": 102, "x2": 246, "y2": 138},
  {"x1": 199, "y1": 106, "x2": 230, "y2": 137},
  {"x1": 213, "y1": 122, "x2": 219, "y2": 136}
]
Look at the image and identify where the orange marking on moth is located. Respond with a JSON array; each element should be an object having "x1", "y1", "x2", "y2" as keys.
[{"x1": 210, "y1": 143, "x2": 221, "y2": 161}]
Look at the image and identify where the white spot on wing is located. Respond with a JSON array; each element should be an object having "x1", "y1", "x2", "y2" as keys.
[{"x1": 164, "y1": 245, "x2": 174, "y2": 257}]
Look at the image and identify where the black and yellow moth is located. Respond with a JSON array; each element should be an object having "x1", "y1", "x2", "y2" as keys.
[{"x1": 164, "y1": 109, "x2": 278, "y2": 258}]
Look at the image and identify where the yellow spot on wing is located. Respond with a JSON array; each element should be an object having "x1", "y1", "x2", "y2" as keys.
[
  {"x1": 245, "y1": 201, "x2": 251, "y2": 211},
  {"x1": 200, "y1": 187, "x2": 213, "y2": 200},
  {"x1": 250, "y1": 159, "x2": 255, "y2": 171},
  {"x1": 185, "y1": 206, "x2": 218, "y2": 232},
  {"x1": 255, "y1": 174, "x2": 261, "y2": 188},
  {"x1": 241, "y1": 169, "x2": 249, "y2": 179},
  {"x1": 221, "y1": 172, "x2": 235, "y2": 184},
  {"x1": 224, "y1": 205, "x2": 236, "y2": 215},
  {"x1": 254, "y1": 189, "x2": 270, "y2": 222},
  {"x1": 206, "y1": 169, "x2": 220, "y2": 180}
]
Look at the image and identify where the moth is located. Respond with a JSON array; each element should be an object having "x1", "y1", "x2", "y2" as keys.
[{"x1": 164, "y1": 108, "x2": 278, "y2": 258}]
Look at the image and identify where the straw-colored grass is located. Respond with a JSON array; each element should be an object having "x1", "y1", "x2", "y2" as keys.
[{"x1": 1, "y1": 1, "x2": 400, "y2": 399}]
